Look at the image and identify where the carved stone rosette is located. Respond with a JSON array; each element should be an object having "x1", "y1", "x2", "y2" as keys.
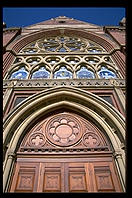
[{"x1": 44, "y1": 113, "x2": 82, "y2": 147}]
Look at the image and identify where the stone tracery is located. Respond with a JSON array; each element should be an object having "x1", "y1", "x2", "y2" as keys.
[{"x1": 5, "y1": 35, "x2": 120, "y2": 80}]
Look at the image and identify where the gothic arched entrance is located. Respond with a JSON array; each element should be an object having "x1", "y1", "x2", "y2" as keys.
[{"x1": 9, "y1": 111, "x2": 122, "y2": 192}]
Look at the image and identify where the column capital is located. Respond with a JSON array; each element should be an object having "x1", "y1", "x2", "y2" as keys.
[
  {"x1": 7, "y1": 149, "x2": 16, "y2": 159},
  {"x1": 113, "y1": 149, "x2": 122, "y2": 158}
]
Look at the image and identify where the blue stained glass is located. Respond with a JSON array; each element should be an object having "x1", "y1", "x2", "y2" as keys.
[
  {"x1": 69, "y1": 47, "x2": 78, "y2": 51},
  {"x1": 98, "y1": 67, "x2": 117, "y2": 79},
  {"x1": 10, "y1": 67, "x2": 28, "y2": 79},
  {"x1": 58, "y1": 47, "x2": 67, "y2": 52},
  {"x1": 47, "y1": 47, "x2": 56, "y2": 52},
  {"x1": 88, "y1": 48, "x2": 102, "y2": 53},
  {"x1": 77, "y1": 67, "x2": 95, "y2": 79},
  {"x1": 54, "y1": 67, "x2": 72, "y2": 79},
  {"x1": 32, "y1": 67, "x2": 50, "y2": 79}
]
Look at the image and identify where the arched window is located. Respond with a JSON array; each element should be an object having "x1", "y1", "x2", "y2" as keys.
[
  {"x1": 31, "y1": 67, "x2": 50, "y2": 79},
  {"x1": 76, "y1": 66, "x2": 95, "y2": 79},
  {"x1": 54, "y1": 66, "x2": 72, "y2": 79},
  {"x1": 6, "y1": 35, "x2": 120, "y2": 80},
  {"x1": 98, "y1": 67, "x2": 117, "y2": 79},
  {"x1": 9, "y1": 67, "x2": 28, "y2": 79}
]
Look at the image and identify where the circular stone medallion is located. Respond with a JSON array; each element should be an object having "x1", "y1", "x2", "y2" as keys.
[
  {"x1": 56, "y1": 124, "x2": 73, "y2": 138},
  {"x1": 45, "y1": 113, "x2": 82, "y2": 147}
]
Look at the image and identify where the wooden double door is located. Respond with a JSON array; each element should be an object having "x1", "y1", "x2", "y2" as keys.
[{"x1": 10, "y1": 157, "x2": 122, "y2": 192}]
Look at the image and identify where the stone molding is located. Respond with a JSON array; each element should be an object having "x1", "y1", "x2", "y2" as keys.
[{"x1": 3, "y1": 79, "x2": 125, "y2": 89}]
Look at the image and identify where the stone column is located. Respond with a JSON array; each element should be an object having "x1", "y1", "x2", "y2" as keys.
[
  {"x1": 3, "y1": 81, "x2": 17, "y2": 112},
  {"x1": 114, "y1": 149, "x2": 126, "y2": 191},
  {"x1": 3, "y1": 150, "x2": 16, "y2": 192}
]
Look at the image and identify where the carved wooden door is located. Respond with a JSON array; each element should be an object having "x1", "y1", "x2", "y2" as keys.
[
  {"x1": 10, "y1": 159, "x2": 122, "y2": 192},
  {"x1": 9, "y1": 112, "x2": 122, "y2": 192}
]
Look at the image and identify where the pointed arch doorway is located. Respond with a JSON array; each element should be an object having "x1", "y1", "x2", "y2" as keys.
[{"x1": 9, "y1": 111, "x2": 122, "y2": 192}]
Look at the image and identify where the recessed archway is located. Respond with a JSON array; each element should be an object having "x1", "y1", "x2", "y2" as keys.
[{"x1": 3, "y1": 87, "x2": 125, "y2": 192}]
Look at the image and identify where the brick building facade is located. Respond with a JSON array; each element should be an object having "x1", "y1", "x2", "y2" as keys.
[{"x1": 3, "y1": 16, "x2": 126, "y2": 192}]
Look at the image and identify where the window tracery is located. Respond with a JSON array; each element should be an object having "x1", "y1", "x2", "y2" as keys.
[
  {"x1": 9, "y1": 67, "x2": 28, "y2": 80},
  {"x1": 5, "y1": 35, "x2": 121, "y2": 80},
  {"x1": 54, "y1": 66, "x2": 73, "y2": 79},
  {"x1": 98, "y1": 66, "x2": 117, "y2": 79},
  {"x1": 19, "y1": 36, "x2": 105, "y2": 54},
  {"x1": 76, "y1": 67, "x2": 95, "y2": 79},
  {"x1": 31, "y1": 67, "x2": 50, "y2": 79}
]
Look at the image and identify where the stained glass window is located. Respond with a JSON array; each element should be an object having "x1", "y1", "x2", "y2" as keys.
[
  {"x1": 9, "y1": 67, "x2": 28, "y2": 79},
  {"x1": 31, "y1": 67, "x2": 50, "y2": 79},
  {"x1": 77, "y1": 67, "x2": 95, "y2": 79},
  {"x1": 20, "y1": 36, "x2": 105, "y2": 53},
  {"x1": 85, "y1": 57, "x2": 99, "y2": 65},
  {"x1": 9, "y1": 35, "x2": 119, "y2": 81},
  {"x1": 46, "y1": 57, "x2": 60, "y2": 65},
  {"x1": 88, "y1": 48, "x2": 103, "y2": 53},
  {"x1": 27, "y1": 58, "x2": 40, "y2": 65},
  {"x1": 23, "y1": 48, "x2": 38, "y2": 54},
  {"x1": 66, "y1": 57, "x2": 80, "y2": 65},
  {"x1": 54, "y1": 66, "x2": 72, "y2": 79},
  {"x1": 58, "y1": 47, "x2": 67, "y2": 52},
  {"x1": 98, "y1": 67, "x2": 117, "y2": 79}
]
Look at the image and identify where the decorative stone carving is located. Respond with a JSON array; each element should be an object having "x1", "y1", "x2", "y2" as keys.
[
  {"x1": 19, "y1": 112, "x2": 110, "y2": 152},
  {"x1": 28, "y1": 132, "x2": 45, "y2": 147},
  {"x1": 82, "y1": 132, "x2": 100, "y2": 147},
  {"x1": 3, "y1": 79, "x2": 125, "y2": 89},
  {"x1": 45, "y1": 113, "x2": 82, "y2": 147}
]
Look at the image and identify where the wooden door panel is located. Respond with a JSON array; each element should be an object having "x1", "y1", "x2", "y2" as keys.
[
  {"x1": 68, "y1": 163, "x2": 87, "y2": 192},
  {"x1": 10, "y1": 162, "x2": 39, "y2": 192},
  {"x1": 69, "y1": 173, "x2": 87, "y2": 192},
  {"x1": 44, "y1": 172, "x2": 61, "y2": 192},
  {"x1": 94, "y1": 165, "x2": 115, "y2": 192},
  {"x1": 15, "y1": 171, "x2": 35, "y2": 192},
  {"x1": 43, "y1": 162, "x2": 63, "y2": 192},
  {"x1": 91, "y1": 161, "x2": 122, "y2": 192}
]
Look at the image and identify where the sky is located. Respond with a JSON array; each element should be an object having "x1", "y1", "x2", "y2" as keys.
[{"x1": 3, "y1": 7, "x2": 126, "y2": 28}]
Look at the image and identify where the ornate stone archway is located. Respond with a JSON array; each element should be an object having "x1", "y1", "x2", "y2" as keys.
[{"x1": 3, "y1": 87, "x2": 125, "y2": 192}]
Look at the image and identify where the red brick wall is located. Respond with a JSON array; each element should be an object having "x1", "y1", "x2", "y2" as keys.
[
  {"x1": 107, "y1": 30, "x2": 125, "y2": 46},
  {"x1": 3, "y1": 30, "x2": 20, "y2": 47}
]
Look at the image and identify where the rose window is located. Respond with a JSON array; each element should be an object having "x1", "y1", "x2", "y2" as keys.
[
  {"x1": 19, "y1": 36, "x2": 105, "y2": 54},
  {"x1": 6, "y1": 35, "x2": 120, "y2": 80}
]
